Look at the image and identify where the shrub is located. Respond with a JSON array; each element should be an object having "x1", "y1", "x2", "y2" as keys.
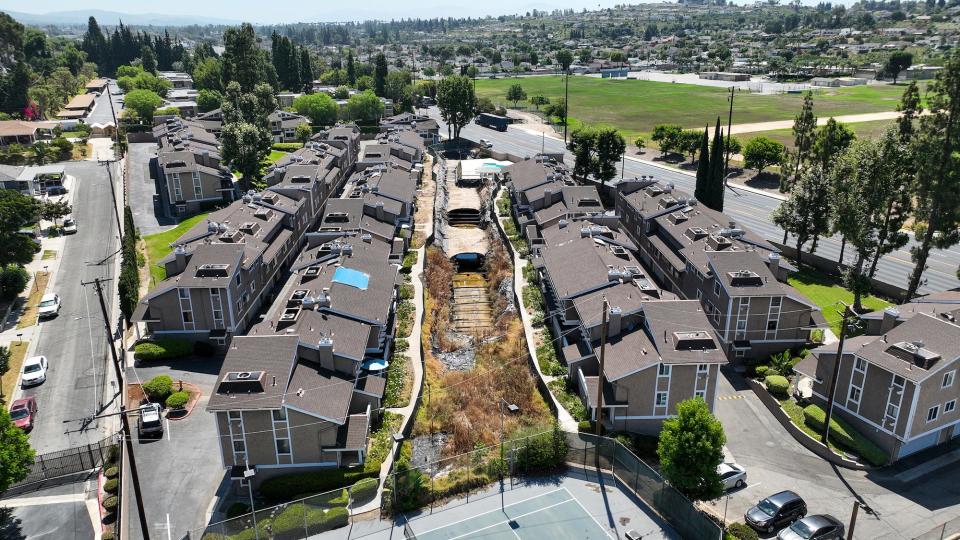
[
  {"x1": 755, "y1": 365, "x2": 769, "y2": 378},
  {"x1": 802, "y1": 404, "x2": 888, "y2": 466},
  {"x1": 225, "y1": 502, "x2": 250, "y2": 519},
  {"x1": 322, "y1": 506, "x2": 349, "y2": 529},
  {"x1": 134, "y1": 339, "x2": 193, "y2": 361},
  {"x1": 272, "y1": 142, "x2": 304, "y2": 151},
  {"x1": 0, "y1": 264, "x2": 29, "y2": 301},
  {"x1": 102, "y1": 496, "x2": 118, "y2": 511},
  {"x1": 193, "y1": 340, "x2": 216, "y2": 357},
  {"x1": 142, "y1": 375, "x2": 173, "y2": 401},
  {"x1": 166, "y1": 391, "x2": 190, "y2": 409},
  {"x1": 577, "y1": 420, "x2": 593, "y2": 432},
  {"x1": 103, "y1": 478, "x2": 119, "y2": 494},
  {"x1": 102, "y1": 533, "x2": 115, "y2": 540},
  {"x1": 350, "y1": 477, "x2": 378, "y2": 504},
  {"x1": 259, "y1": 468, "x2": 379, "y2": 502},
  {"x1": 104, "y1": 466, "x2": 119, "y2": 478},
  {"x1": 764, "y1": 375, "x2": 790, "y2": 397},
  {"x1": 727, "y1": 522, "x2": 759, "y2": 540}
]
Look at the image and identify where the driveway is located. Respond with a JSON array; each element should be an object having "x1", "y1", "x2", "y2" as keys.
[
  {"x1": 1, "y1": 481, "x2": 99, "y2": 540},
  {"x1": 125, "y1": 357, "x2": 227, "y2": 540},
  {"x1": 707, "y1": 368, "x2": 960, "y2": 539},
  {"x1": 127, "y1": 142, "x2": 175, "y2": 236}
]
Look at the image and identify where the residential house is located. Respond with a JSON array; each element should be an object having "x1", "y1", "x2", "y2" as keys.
[
  {"x1": 56, "y1": 94, "x2": 95, "y2": 120},
  {"x1": 152, "y1": 118, "x2": 235, "y2": 216},
  {"x1": 0, "y1": 120, "x2": 56, "y2": 147},
  {"x1": 268, "y1": 110, "x2": 310, "y2": 143}
]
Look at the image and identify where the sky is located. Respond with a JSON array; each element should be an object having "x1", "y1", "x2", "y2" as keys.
[{"x1": 1, "y1": 0, "x2": 632, "y2": 24}]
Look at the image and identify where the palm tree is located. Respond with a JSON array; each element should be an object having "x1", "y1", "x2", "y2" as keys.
[{"x1": 30, "y1": 142, "x2": 49, "y2": 165}]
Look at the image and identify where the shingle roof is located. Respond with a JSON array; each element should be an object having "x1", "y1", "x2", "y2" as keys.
[
  {"x1": 207, "y1": 335, "x2": 300, "y2": 411},
  {"x1": 847, "y1": 314, "x2": 960, "y2": 382}
]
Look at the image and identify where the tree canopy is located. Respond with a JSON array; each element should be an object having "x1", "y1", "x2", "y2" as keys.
[
  {"x1": 657, "y1": 398, "x2": 725, "y2": 501},
  {"x1": 293, "y1": 92, "x2": 338, "y2": 126},
  {"x1": 437, "y1": 75, "x2": 477, "y2": 140}
]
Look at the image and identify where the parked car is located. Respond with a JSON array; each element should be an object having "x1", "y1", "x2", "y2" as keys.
[
  {"x1": 9, "y1": 397, "x2": 38, "y2": 431},
  {"x1": 778, "y1": 514, "x2": 845, "y2": 540},
  {"x1": 44, "y1": 185, "x2": 67, "y2": 195},
  {"x1": 718, "y1": 462, "x2": 747, "y2": 490},
  {"x1": 745, "y1": 490, "x2": 807, "y2": 533},
  {"x1": 137, "y1": 403, "x2": 163, "y2": 438},
  {"x1": 62, "y1": 218, "x2": 77, "y2": 234},
  {"x1": 37, "y1": 293, "x2": 61, "y2": 319},
  {"x1": 21, "y1": 355, "x2": 49, "y2": 387},
  {"x1": 479, "y1": 138, "x2": 494, "y2": 148}
]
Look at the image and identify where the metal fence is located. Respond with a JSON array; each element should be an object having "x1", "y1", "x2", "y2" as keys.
[
  {"x1": 914, "y1": 516, "x2": 960, "y2": 540},
  {"x1": 5, "y1": 433, "x2": 118, "y2": 495},
  {"x1": 565, "y1": 431, "x2": 723, "y2": 540},
  {"x1": 187, "y1": 429, "x2": 718, "y2": 540}
]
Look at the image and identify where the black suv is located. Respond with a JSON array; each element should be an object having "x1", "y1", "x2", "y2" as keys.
[{"x1": 745, "y1": 490, "x2": 807, "y2": 533}]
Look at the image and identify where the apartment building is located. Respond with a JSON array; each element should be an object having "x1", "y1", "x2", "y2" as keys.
[
  {"x1": 262, "y1": 141, "x2": 356, "y2": 223},
  {"x1": 794, "y1": 314, "x2": 960, "y2": 461},
  {"x1": 614, "y1": 178, "x2": 819, "y2": 360},
  {"x1": 153, "y1": 117, "x2": 235, "y2": 216},
  {"x1": 193, "y1": 108, "x2": 309, "y2": 142},
  {"x1": 502, "y1": 156, "x2": 573, "y2": 220},
  {"x1": 858, "y1": 290, "x2": 960, "y2": 335},
  {"x1": 379, "y1": 112, "x2": 440, "y2": 144}
]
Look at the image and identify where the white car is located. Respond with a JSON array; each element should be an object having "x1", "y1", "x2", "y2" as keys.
[
  {"x1": 37, "y1": 293, "x2": 61, "y2": 319},
  {"x1": 479, "y1": 138, "x2": 493, "y2": 148},
  {"x1": 21, "y1": 356, "x2": 48, "y2": 387},
  {"x1": 718, "y1": 462, "x2": 747, "y2": 491},
  {"x1": 62, "y1": 218, "x2": 77, "y2": 234}
]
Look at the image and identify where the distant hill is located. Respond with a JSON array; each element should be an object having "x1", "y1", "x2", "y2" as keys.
[{"x1": 4, "y1": 9, "x2": 241, "y2": 27}]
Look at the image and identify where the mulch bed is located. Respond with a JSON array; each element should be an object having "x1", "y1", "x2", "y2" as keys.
[{"x1": 125, "y1": 380, "x2": 203, "y2": 420}]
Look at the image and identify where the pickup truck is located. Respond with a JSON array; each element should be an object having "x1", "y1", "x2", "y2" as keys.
[{"x1": 138, "y1": 403, "x2": 163, "y2": 438}]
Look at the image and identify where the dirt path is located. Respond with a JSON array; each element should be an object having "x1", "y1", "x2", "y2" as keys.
[{"x1": 726, "y1": 111, "x2": 904, "y2": 135}]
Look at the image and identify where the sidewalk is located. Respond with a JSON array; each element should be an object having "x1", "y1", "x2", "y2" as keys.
[{"x1": 492, "y1": 187, "x2": 579, "y2": 432}]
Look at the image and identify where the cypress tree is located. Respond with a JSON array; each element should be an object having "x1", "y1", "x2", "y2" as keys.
[
  {"x1": 694, "y1": 126, "x2": 710, "y2": 204},
  {"x1": 708, "y1": 117, "x2": 726, "y2": 212}
]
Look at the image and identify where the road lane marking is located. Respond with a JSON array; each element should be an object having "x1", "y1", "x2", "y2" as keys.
[{"x1": 0, "y1": 493, "x2": 86, "y2": 507}]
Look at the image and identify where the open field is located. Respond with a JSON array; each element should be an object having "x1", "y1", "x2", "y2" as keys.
[
  {"x1": 734, "y1": 118, "x2": 898, "y2": 149},
  {"x1": 475, "y1": 76, "x2": 913, "y2": 140},
  {"x1": 143, "y1": 213, "x2": 209, "y2": 286}
]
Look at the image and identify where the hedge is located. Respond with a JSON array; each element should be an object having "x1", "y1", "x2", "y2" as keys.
[
  {"x1": 764, "y1": 375, "x2": 790, "y2": 397},
  {"x1": 350, "y1": 477, "x2": 379, "y2": 504},
  {"x1": 103, "y1": 496, "x2": 118, "y2": 511},
  {"x1": 225, "y1": 502, "x2": 250, "y2": 519},
  {"x1": 259, "y1": 467, "x2": 379, "y2": 502},
  {"x1": 104, "y1": 466, "x2": 119, "y2": 478},
  {"x1": 142, "y1": 375, "x2": 174, "y2": 401},
  {"x1": 103, "y1": 478, "x2": 119, "y2": 494},
  {"x1": 803, "y1": 404, "x2": 888, "y2": 466},
  {"x1": 102, "y1": 533, "x2": 115, "y2": 540},
  {"x1": 727, "y1": 522, "x2": 759, "y2": 540},
  {"x1": 166, "y1": 391, "x2": 190, "y2": 409},
  {"x1": 272, "y1": 142, "x2": 303, "y2": 151},
  {"x1": 134, "y1": 339, "x2": 193, "y2": 361}
]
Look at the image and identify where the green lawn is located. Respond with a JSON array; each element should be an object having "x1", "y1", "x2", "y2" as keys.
[
  {"x1": 734, "y1": 118, "x2": 898, "y2": 150},
  {"x1": 267, "y1": 150, "x2": 287, "y2": 164},
  {"x1": 787, "y1": 267, "x2": 892, "y2": 335},
  {"x1": 476, "y1": 76, "x2": 914, "y2": 141},
  {"x1": 143, "y1": 213, "x2": 209, "y2": 286}
]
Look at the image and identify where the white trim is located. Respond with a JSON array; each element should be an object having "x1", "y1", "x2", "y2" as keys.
[
  {"x1": 283, "y1": 403, "x2": 345, "y2": 425},
  {"x1": 942, "y1": 370, "x2": 956, "y2": 390},
  {"x1": 927, "y1": 405, "x2": 940, "y2": 424},
  {"x1": 810, "y1": 389, "x2": 895, "y2": 437},
  {"x1": 255, "y1": 461, "x2": 338, "y2": 469},
  {"x1": 611, "y1": 413, "x2": 671, "y2": 420},
  {"x1": 904, "y1": 379, "x2": 922, "y2": 440},
  {"x1": 945, "y1": 399, "x2": 956, "y2": 415}
]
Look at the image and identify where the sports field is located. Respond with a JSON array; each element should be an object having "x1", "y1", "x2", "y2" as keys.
[{"x1": 475, "y1": 76, "x2": 912, "y2": 140}]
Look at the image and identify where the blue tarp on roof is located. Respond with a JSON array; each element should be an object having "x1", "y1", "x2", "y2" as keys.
[{"x1": 332, "y1": 266, "x2": 370, "y2": 290}]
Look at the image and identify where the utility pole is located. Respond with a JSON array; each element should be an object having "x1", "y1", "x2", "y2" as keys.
[
  {"x1": 83, "y1": 277, "x2": 151, "y2": 540},
  {"x1": 563, "y1": 68, "x2": 570, "y2": 145},
  {"x1": 595, "y1": 297, "x2": 609, "y2": 438},
  {"x1": 99, "y1": 159, "x2": 124, "y2": 241},
  {"x1": 847, "y1": 501, "x2": 861, "y2": 540},
  {"x1": 823, "y1": 302, "x2": 853, "y2": 445},
  {"x1": 724, "y1": 86, "x2": 736, "y2": 179}
]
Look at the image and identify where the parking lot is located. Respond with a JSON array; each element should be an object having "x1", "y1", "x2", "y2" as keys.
[
  {"x1": 124, "y1": 357, "x2": 226, "y2": 540},
  {"x1": 708, "y1": 368, "x2": 960, "y2": 539}
]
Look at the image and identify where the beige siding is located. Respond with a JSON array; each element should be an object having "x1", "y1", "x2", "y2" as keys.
[
  {"x1": 216, "y1": 412, "x2": 233, "y2": 467},
  {"x1": 243, "y1": 410, "x2": 277, "y2": 466},
  {"x1": 911, "y1": 360, "x2": 960, "y2": 437},
  {"x1": 288, "y1": 409, "x2": 339, "y2": 464}
]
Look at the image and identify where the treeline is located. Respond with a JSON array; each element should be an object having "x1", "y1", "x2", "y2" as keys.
[{"x1": 81, "y1": 17, "x2": 186, "y2": 76}]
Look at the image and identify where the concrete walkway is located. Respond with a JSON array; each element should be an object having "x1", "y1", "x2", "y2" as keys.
[
  {"x1": 351, "y1": 156, "x2": 435, "y2": 515},
  {"x1": 492, "y1": 187, "x2": 579, "y2": 432}
]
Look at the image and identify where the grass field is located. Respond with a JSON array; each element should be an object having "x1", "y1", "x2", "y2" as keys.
[
  {"x1": 734, "y1": 118, "x2": 898, "y2": 149},
  {"x1": 1, "y1": 341, "x2": 29, "y2": 401},
  {"x1": 143, "y1": 213, "x2": 209, "y2": 286},
  {"x1": 475, "y1": 76, "x2": 912, "y2": 141},
  {"x1": 787, "y1": 267, "x2": 892, "y2": 335}
]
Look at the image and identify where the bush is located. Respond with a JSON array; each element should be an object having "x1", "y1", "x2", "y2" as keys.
[
  {"x1": 193, "y1": 340, "x2": 216, "y2": 357},
  {"x1": 755, "y1": 365, "x2": 769, "y2": 378},
  {"x1": 225, "y1": 502, "x2": 250, "y2": 519},
  {"x1": 259, "y1": 468, "x2": 378, "y2": 502},
  {"x1": 134, "y1": 339, "x2": 193, "y2": 361},
  {"x1": 272, "y1": 142, "x2": 304, "y2": 152},
  {"x1": 764, "y1": 375, "x2": 790, "y2": 397},
  {"x1": 0, "y1": 264, "x2": 29, "y2": 301},
  {"x1": 350, "y1": 477, "x2": 378, "y2": 503},
  {"x1": 577, "y1": 420, "x2": 593, "y2": 432},
  {"x1": 104, "y1": 466, "x2": 119, "y2": 478},
  {"x1": 102, "y1": 533, "x2": 115, "y2": 540},
  {"x1": 802, "y1": 404, "x2": 888, "y2": 466},
  {"x1": 102, "y1": 496, "x2": 118, "y2": 511},
  {"x1": 142, "y1": 375, "x2": 173, "y2": 401},
  {"x1": 727, "y1": 522, "x2": 759, "y2": 540},
  {"x1": 166, "y1": 391, "x2": 190, "y2": 409},
  {"x1": 103, "y1": 478, "x2": 119, "y2": 494}
]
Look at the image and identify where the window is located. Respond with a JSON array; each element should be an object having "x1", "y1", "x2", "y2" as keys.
[
  {"x1": 848, "y1": 387, "x2": 861, "y2": 403},
  {"x1": 272, "y1": 409, "x2": 287, "y2": 421},
  {"x1": 943, "y1": 371, "x2": 956, "y2": 389},
  {"x1": 655, "y1": 392, "x2": 668, "y2": 407},
  {"x1": 771, "y1": 297, "x2": 781, "y2": 307},
  {"x1": 736, "y1": 320, "x2": 747, "y2": 331},
  {"x1": 945, "y1": 400, "x2": 957, "y2": 414},
  {"x1": 211, "y1": 337, "x2": 225, "y2": 346},
  {"x1": 927, "y1": 405, "x2": 940, "y2": 423},
  {"x1": 658, "y1": 363, "x2": 671, "y2": 377},
  {"x1": 192, "y1": 171, "x2": 202, "y2": 198},
  {"x1": 276, "y1": 438, "x2": 291, "y2": 455},
  {"x1": 855, "y1": 358, "x2": 867, "y2": 372},
  {"x1": 179, "y1": 288, "x2": 190, "y2": 299},
  {"x1": 697, "y1": 363, "x2": 709, "y2": 374},
  {"x1": 181, "y1": 310, "x2": 193, "y2": 323},
  {"x1": 714, "y1": 280, "x2": 721, "y2": 296},
  {"x1": 766, "y1": 320, "x2": 778, "y2": 331},
  {"x1": 735, "y1": 349, "x2": 746, "y2": 358},
  {"x1": 228, "y1": 411, "x2": 241, "y2": 420},
  {"x1": 696, "y1": 289, "x2": 703, "y2": 301},
  {"x1": 232, "y1": 440, "x2": 246, "y2": 452},
  {"x1": 695, "y1": 390, "x2": 706, "y2": 400}
]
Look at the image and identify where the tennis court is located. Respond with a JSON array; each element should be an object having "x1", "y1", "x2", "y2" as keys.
[{"x1": 407, "y1": 487, "x2": 613, "y2": 540}]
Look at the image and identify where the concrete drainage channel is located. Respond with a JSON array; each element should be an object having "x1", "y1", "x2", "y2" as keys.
[{"x1": 451, "y1": 270, "x2": 493, "y2": 333}]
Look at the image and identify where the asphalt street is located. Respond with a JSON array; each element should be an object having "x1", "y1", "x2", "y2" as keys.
[
  {"x1": 85, "y1": 80, "x2": 123, "y2": 127},
  {"x1": 709, "y1": 369, "x2": 960, "y2": 539},
  {"x1": 1, "y1": 481, "x2": 98, "y2": 540},
  {"x1": 430, "y1": 109, "x2": 960, "y2": 295},
  {"x1": 127, "y1": 142, "x2": 173, "y2": 236},
  {"x1": 14, "y1": 160, "x2": 122, "y2": 455}
]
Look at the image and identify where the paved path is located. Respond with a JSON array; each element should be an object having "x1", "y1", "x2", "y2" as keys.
[{"x1": 726, "y1": 111, "x2": 905, "y2": 135}]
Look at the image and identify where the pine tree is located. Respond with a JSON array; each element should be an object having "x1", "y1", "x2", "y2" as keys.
[
  {"x1": 772, "y1": 165, "x2": 831, "y2": 271},
  {"x1": 299, "y1": 48, "x2": 313, "y2": 90},
  {"x1": 789, "y1": 91, "x2": 817, "y2": 189},
  {"x1": 694, "y1": 126, "x2": 710, "y2": 204}
]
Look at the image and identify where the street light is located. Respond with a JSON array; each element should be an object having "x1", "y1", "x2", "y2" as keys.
[
  {"x1": 498, "y1": 399, "x2": 519, "y2": 511},
  {"x1": 244, "y1": 465, "x2": 259, "y2": 540}
]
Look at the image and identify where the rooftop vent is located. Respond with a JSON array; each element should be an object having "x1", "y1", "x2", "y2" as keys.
[
  {"x1": 219, "y1": 371, "x2": 265, "y2": 393},
  {"x1": 673, "y1": 331, "x2": 717, "y2": 351},
  {"x1": 685, "y1": 227, "x2": 708, "y2": 241},
  {"x1": 668, "y1": 211, "x2": 688, "y2": 225},
  {"x1": 706, "y1": 234, "x2": 733, "y2": 251},
  {"x1": 239, "y1": 222, "x2": 261, "y2": 235},
  {"x1": 728, "y1": 269, "x2": 763, "y2": 287},
  {"x1": 888, "y1": 341, "x2": 941, "y2": 370},
  {"x1": 196, "y1": 263, "x2": 230, "y2": 278}
]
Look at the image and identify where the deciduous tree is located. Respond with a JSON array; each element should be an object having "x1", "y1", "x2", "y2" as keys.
[
  {"x1": 657, "y1": 398, "x2": 725, "y2": 501},
  {"x1": 506, "y1": 84, "x2": 527, "y2": 107},
  {"x1": 0, "y1": 407, "x2": 33, "y2": 492},
  {"x1": 743, "y1": 136, "x2": 785, "y2": 175},
  {"x1": 773, "y1": 165, "x2": 831, "y2": 270},
  {"x1": 436, "y1": 75, "x2": 477, "y2": 140},
  {"x1": 293, "y1": 92, "x2": 337, "y2": 126},
  {"x1": 124, "y1": 89, "x2": 162, "y2": 122},
  {"x1": 884, "y1": 51, "x2": 913, "y2": 84}
]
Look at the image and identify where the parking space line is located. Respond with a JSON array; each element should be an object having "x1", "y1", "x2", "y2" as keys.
[
  {"x1": 166, "y1": 418, "x2": 171, "y2": 440},
  {"x1": 166, "y1": 513, "x2": 172, "y2": 540}
]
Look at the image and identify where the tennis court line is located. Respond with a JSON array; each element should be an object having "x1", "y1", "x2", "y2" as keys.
[
  {"x1": 412, "y1": 486, "x2": 569, "y2": 536},
  {"x1": 442, "y1": 498, "x2": 581, "y2": 540},
  {"x1": 564, "y1": 488, "x2": 616, "y2": 539}
]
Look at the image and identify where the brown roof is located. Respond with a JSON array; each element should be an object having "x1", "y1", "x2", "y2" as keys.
[
  {"x1": 845, "y1": 314, "x2": 960, "y2": 383},
  {"x1": 0, "y1": 120, "x2": 56, "y2": 137},
  {"x1": 641, "y1": 300, "x2": 727, "y2": 366},
  {"x1": 65, "y1": 94, "x2": 95, "y2": 110},
  {"x1": 285, "y1": 360, "x2": 355, "y2": 423},
  {"x1": 207, "y1": 335, "x2": 300, "y2": 411}
]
